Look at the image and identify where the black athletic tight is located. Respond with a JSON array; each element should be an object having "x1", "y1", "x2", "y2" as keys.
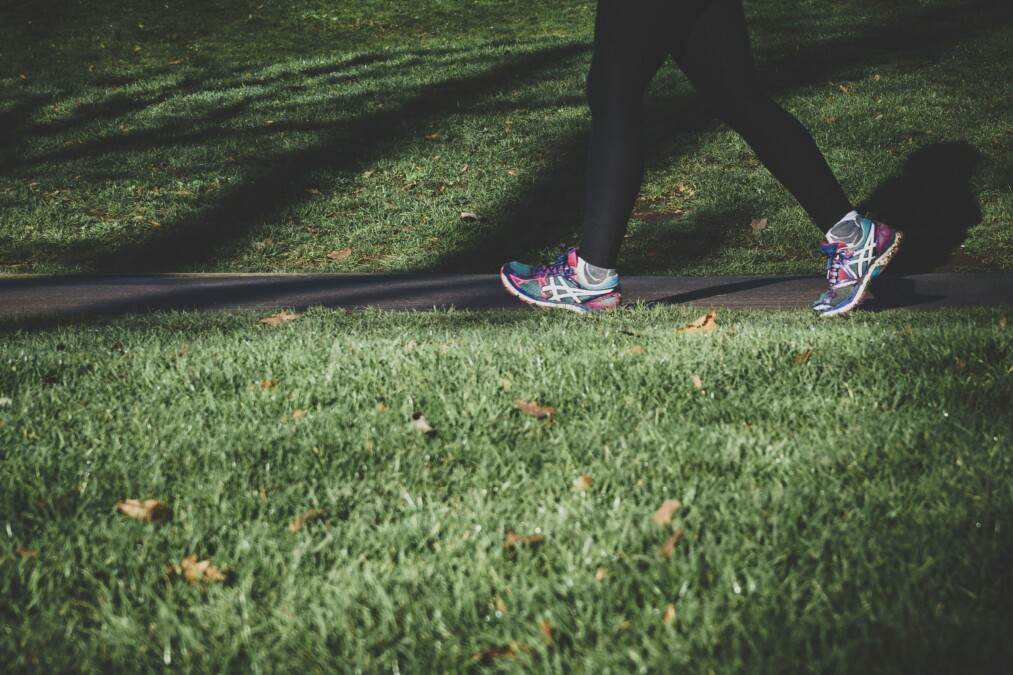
[{"x1": 580, "y1": 0, "x2": 853, "y2": 268}]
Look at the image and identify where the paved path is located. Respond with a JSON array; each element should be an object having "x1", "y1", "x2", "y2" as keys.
[{"x1": 0, "y1": 272, "x2": 1009, "y2": 322}]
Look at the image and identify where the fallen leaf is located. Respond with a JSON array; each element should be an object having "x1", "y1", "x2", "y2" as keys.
[
  {"x1": 595, "y1": 566, "x2": 608, "y2": 582},
  {"x1": 628, "y1": 344, "x2": 645, "y2": 355},
  {"x1": 258, "y1": 379, "x2": 275, "y2": 390},
  {"x1": 291, "y1": 409, "x2": 307, "y2": 420},
  {"x1": 793, "y1": 349, "x2": 814, "y2": 365},
  {"x1": 572, "y1": 474, "x2": 593, "y2": 492},
  {"x1": 15, "y1": 547, "x2": 37, "y2": 558},
  {"x1": 411, "y1": 412, "x2": 435, "y2": 434},
  {"x1": 288, "y1": 508, "x2": 324, "y2": 533},
  {"x1": 259, "y1": 310, "x2": 301, "y2": 326},
  {"x1": 539, "y1": 620, "x2": 554, "y2": 646},
  {"x1": 326, "y1": 248, "x2": 352, "y2": 261},
  {"x1": 663, "y1": 603, "x2": 676, "y2": 624},
  {"x1": 652, "y1": 499, "x2": 681, "y2": 526},
  {"x1": 691, "y1": 374, "x2": 704, "y2": 391},
  {"x1": 504, "y1": 529, "x2": 545, "y2": 549},
  {"x1": 498, "y1": 377, "x2": 512, "y2": 392},
  {"x1": 677, "y1": 312, "x2": 717, "y2": 334},
  {"x1": 750, "y1": 217, "x2": 768, "y2": 234},
  {"x1": 403, "y1": 339, "x2": 417, "y2": 353},
  {"x1": 839, "y1": 83, "x2": 850, "y2": 94},
  {"x1": 659, "y1": 528, "x2": 684, "y2": 559},
  {"x1": 495, "y1": 596, "x2": 508, "y2": 614},
  {"x1": 998, "y1": 316, "x2": 1007, "y2": 330},
  {"x1": 116, "y1": 499, "x2": 172, "y2": 523},
  {"x1": 872, "y1": 73, "x2": 882, "y2": 81},
  {"x1": 954, "y1": 357, "x2": 967, "y2": 371},
  {"x1": 472, "y1": 643, "x2": 519, "y2": 664},
  {"x1": 459, "y1": 211, "x2": 481, "y2": 222},
  {"x1": 514, "y1": 399, "x2": 556, "y2": 419},
  {"x1": 306, "y1": 188, "x2": 321, "y2": 195},
  {"x1": 674, "y1": 182, "x2": 696, "y2": 198},
  {"x1": 425, "y1": 132, "x2": 440, "y2": 141},
  {"x1": 375, "y1": 400, "x2": 389, "y2": 412},
  {"x1": 178, "y1": 554, "x2": 226, "y2": 584}
]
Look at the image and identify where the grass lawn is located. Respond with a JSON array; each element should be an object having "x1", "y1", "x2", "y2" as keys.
[
  {"x1": 1, "y1": 0, "x2": 1011, "y2": 275},
  {"x1": 1, "y1": 307, "x2": 1011, "y2": 671}
]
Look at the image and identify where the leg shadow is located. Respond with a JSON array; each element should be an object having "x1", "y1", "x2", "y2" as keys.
[{"x1": 861, "y1": 141, "x2": 983, "y2": 274}]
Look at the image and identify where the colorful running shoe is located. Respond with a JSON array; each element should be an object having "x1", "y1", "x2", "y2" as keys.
[
  {"x1": 813, "y1": 211, "x2": 903, "y2": 317},
  {"x1": 500, "y1": 248, "x2": 621, "y2": 313}
]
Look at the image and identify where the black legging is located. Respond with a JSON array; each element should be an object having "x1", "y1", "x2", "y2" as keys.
[{"x1": 581, "y1": 0, "x2": 853, "y2": 268}]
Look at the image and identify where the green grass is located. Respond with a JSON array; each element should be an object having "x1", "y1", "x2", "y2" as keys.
[
  {"x1": 1, "y1": 0, "x2": 1011, "y2": 275},
  {"x1": 2, "y1": 307, "x2": 1011, "y2": 672}
]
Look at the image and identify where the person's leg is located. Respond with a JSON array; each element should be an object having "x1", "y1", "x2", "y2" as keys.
[
  {"x1": 674, "y1": 0, "x2": 853, "y2": 231},
  {"x1": 578, "y1": 0, "x2": 674, "y2": 270}
]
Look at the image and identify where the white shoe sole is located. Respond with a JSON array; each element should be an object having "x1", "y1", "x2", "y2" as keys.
[{"x1": 820, "y1": 231, "x2": 904, "y2": 318}]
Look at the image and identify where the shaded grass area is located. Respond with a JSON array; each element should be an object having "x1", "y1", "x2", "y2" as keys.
[
  {"x1": 0, "y1": 0, "x2": 1010, "y2": 275},
  {"x1": 1, "y1": 307, "x2": 1011, "y2": 671}
]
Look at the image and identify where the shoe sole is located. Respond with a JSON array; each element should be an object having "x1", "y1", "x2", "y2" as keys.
[
  {"x1": 820, "y1": 231, "x2": 904, "y2": 318},
  {"x1": 499, "y1": 269, "x2": 617, "y2": 314}
]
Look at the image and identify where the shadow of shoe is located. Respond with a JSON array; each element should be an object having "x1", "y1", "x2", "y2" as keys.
[{"x1": 861, "y1": 141, "x2": 982, "y2": 273}]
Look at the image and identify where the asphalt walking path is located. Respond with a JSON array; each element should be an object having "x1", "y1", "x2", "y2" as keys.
[{"x1": 0, "y1": 272, "x2": 1010, "y2": 324}]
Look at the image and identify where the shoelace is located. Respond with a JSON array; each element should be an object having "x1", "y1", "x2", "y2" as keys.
[
  {"x1": 537, "y1": 253, "x2": 573, "y2": 279},
  {"x1": 823, "y1": 244, "x2": 854, "y2": 289}
]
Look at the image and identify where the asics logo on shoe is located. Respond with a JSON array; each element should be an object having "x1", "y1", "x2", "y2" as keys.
[{"x1": 541, "y1": 275, "x2": 614, "y2": 303}]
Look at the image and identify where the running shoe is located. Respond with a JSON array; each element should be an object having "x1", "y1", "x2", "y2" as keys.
[
  {"x1": 500, "y1": 248, "x2": 621, "y2": 313},
  {"x1": 814, "y1": 212, "x2": 903, "y2": 317}
]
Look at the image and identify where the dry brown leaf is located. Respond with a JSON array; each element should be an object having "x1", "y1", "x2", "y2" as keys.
[
  {"x1": 460, "y1": 211, "x2": 481, "y2": 222},
  {"x1": 425, "y1": 132, "x2": 440, "y2": 141},
  {"x1": 375, "y1": 400, "x2": 389, "y2": 412},
  {"x1": 116, "y1": 499, "x2": 172, "y2": 524},
  {"x1": 839, "y1": 83, "x2": 850, "y2": 94},
  {"x1": 794, "y1": 349, "x2": 814, "y2": 365},
  {"x1": 955, "y1": 357, "x2": 967, "y2": 371},
  {"x1": 178, "y1": 554, "x2": 226, "y2": 584},
  {"x1": 595, "y1": 566, "x2": 608, "y2": 582},
  {"x1": 288, "y1": 508, "x2": 324, "y2": 533},
  {"x1": 306, "y1": 188, "x2": 322, "y2": 196},
  {"x1": 15, "y1": 547, "x2": 38, "y2": 558},
  {"x1": 652, "y1": 499, "x2": 681, "y2": 526},
  {"x1": 539, "y1": 620, "x2": 554, "y2": 646},
  {"x1": 659, "y1": 528, "x2": 685, "y2": 559},
  {"x1": 291, "y1": 409, "x2": 307, "y2": 420},
  {"x1": 472, "y1": 643, "x2": 519, "y2": 664},
  {"x1": 663, "y1": 603, "x2": 676, "y2": 624},
  {"x1": 495, "y1": 596, "x2": 508, "y2": 614},
  {"x1": 258, "y1": 379, "x2": 275, "y2": 390},
  {"x1": 677, "y1": 312, "x2": 717, "y2": 334},
  {"x1": 514, "y1": 399, "x2": 556, "y2": 419},
  {"x1": 628, "y1": 344, "x2": 646, "y2": 355},
  {"x1": 259, "y1": 310, "x2": 301, "y2": 326},
  {"x1": 411, "y1": 413, "x2": 435, "y2": 434},
  {"x1": 498, "y1": 377, "x2": 512, "y2": 392},
  {"x1": 691, "y1": 374, "x2": 704, "y2": 391},
  {"x1": 326, "y1": 248, "x2": 352, "y2": 261},
  {"x1": 572, "y1": 474, "x2": 593, "y2": 492},
  {"x1": 998, "y1": 316, "x2": 1007, "y2": 330},
  {"x1": 504, "y1": 529, "x2": 545, "y2": 549},
  {"x1": 750, "y1": 217, "x2": 769, "y2": 234}
]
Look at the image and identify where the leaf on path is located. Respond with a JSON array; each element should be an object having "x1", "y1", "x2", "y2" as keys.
[
  {"x1": 572, "y1": 474, "x2": 593, "y2": 492},
  {"x1": 116, "y1": 499, "x2": 172, "y2": 524},
  {"x1": 178, "y1": 554, "x2": 226, "y2": 584},
  {"x1": 411, "y1": 412, "x2": 435, "y2": 435},
  {"x1": 677, "y1": 312, "x2": 717, "y2": 334},
  {"x1": 288, "y1": 508, "x2": 324, "y2": 533},
  {"x1": 750, "y1": 217, "x2": 768, "y2": 234},
  {"x1": 663, "y1": 603, "x2": 676, "y2": 624},
  {"x1": 595, "y1": 566, "x2": 608, "y2": 582},
  {"x1": 514, "y1": 400, "x2": 556, "y2": 419},
  {"x1": 659, "y1": 528, "x2": 684, "y2": 559},
  {"x1": 326, "y1": 248, "x2": 352, "y2": 261},
  {"x1": 472, "y1": 642, "x2": 519, "y2": 664},
  {"x1": 504, "y1": 529, "x2": 545, "y2": 549},
  {"x1": 15, "y1": 547, "x2": 37, "y2": 558},
  {"x1": 260, "y1": 310, "x2": 301, "y2": 326},
  {"x1": 539, "y1": 621, "x2": 554, "y2": 646},
  {"x1": 793, "y1": 349, "x2": 814, "y2": 365},
  {"x1": 691, "y1": 374, "x2": 704, "y2": 391},
  {"x1": 652, "y1": 499, "x2": 681, "y2": 526},
  {"x1": 459, "y1": 211, "x2": 481, "y2": 222}
]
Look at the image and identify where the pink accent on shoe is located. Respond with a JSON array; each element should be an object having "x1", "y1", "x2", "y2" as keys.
[{"x1": 873, "y1": 221, "x2": 897, "y2": 254}]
